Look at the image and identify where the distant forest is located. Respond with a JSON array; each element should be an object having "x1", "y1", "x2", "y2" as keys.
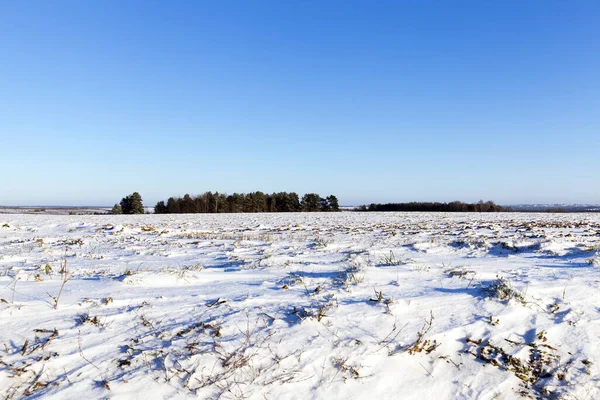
[
  {"x1": 154, "y1": 192, "x2": 340, "y2": 214},
  {"x1": 356, "y1": 200, "x2": 505, "y2": 212}
]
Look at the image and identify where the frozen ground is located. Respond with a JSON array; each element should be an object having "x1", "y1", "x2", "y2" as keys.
[{"x1": 1, "y1": 212, "x2": 599, "y2": 399}]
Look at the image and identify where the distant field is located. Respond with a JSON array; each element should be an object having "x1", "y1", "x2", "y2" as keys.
[
  {"x1": 0, "y1": 207, "x2": 112, "y2": 215},
  {"x1": 0, "y1": 207, "x2": 160, "y2": 215},
  {"x1": 1, "y1": 212, "x2": 599, "y2": 399}
]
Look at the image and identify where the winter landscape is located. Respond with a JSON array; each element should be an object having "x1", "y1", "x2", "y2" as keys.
[
  {"x1": 1, "y1": 212, "x2": 599, "y2": 399},
  {"x1": 3, "y1": 1, "x2": 599, "y2": 399}
]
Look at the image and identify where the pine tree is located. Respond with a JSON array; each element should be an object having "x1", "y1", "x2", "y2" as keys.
[
  {"x1": 320, "y1": 197, "x2": 330, "y2": 211},
  {"x1": 326, "y1": 195, "x2": 340, "y2": 211},
  {"x1": 154, "y1": 201, "x2": 167, "y2": 214},
  {"x1": 166, "y1": 197, "x2": 180, "y2": 213},
  {"x1": 181, "y1": 194, "x2": 195, "y2": 213},
  {"x1": 129, "y1": 192, "x2": 144, "y2": 214},
  {"x1": 301, "y1": 193, "x2": 321, "y2": 212},
  {"x1": 120, "y1": 196, "x2": 131, "y2": 214},
  {"x1": 120, "y1": 192, "x2": 144, "y2": 214}
]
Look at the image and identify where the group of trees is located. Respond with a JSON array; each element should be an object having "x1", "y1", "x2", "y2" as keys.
[
  {"x1": 356, "y1": 200, "x2": 504, "y2": 212},
  {"x1": 112, "y1": 192, "x2": 144, "y2": 214},
  {"x1": 110, "y1": 192, "x2": 504, "y2": 215},
  {"x1": 153, "y1": 191, "x2": 340, "y2": 214}
]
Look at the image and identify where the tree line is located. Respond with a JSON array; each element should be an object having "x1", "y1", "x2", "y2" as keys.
[
  {"x1": 153, "y1": 191, "x2": 340, "y2": 214},
  {"x1": 111, "y1": 192, "x2": 503, "y2": 215},
  {"x1": 355, "y1": 200, "x2": 505, "y2": 212}
]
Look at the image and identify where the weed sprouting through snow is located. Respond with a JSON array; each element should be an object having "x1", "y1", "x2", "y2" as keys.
[{"x1": 481, "y1": 276, "x2": 526, "y2": 304}]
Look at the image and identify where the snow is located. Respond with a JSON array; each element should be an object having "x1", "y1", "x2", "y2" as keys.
[{"x1": 1, "y1": 212, "x2": 599, "y2": 399}]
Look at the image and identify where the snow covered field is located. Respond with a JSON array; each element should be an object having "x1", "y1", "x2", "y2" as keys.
[{"x1": 1, "y1": 212, "x2": 599, "y2": 400}]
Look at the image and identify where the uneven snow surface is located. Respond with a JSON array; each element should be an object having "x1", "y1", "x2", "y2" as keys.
[{"x1": 1, "y1": 212, "x2": 599, "y2": 399}]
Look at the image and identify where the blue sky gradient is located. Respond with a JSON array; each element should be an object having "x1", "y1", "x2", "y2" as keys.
[{"x1": 1, "y1": 0, "x2": 599, "y2": 206}]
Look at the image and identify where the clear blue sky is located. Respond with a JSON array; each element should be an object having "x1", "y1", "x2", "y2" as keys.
[{"x1": 1, "y1": 0, "x2": 599, "y2": 206}]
